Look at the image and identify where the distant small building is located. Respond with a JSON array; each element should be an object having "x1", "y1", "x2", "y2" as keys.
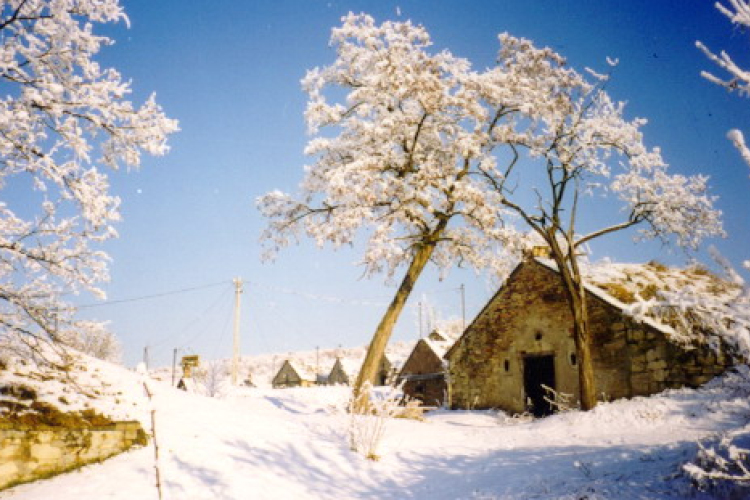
[
  {"x1": 177, "y1": 355, "x2": 200, "y2": 392},
  {"x1": 398, "y1": 330, "x2": 458, "y2": 406},
  {"x1": 327, "y1": 358, "x2": 350, "y2": 385},
  {"x1": 271, "y1": 360, "x2": 317, "y2": 388}
]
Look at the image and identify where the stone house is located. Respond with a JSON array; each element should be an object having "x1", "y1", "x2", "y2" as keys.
[
  {"x1": 398, "y1": 330, "x2": 456, "y2": 406},
  {"x1": 271, "y1": 360, "x2": 317, "y2": 388},
  {"x1": 445, "y1": 258, "x2": 732, "y2": 417}
]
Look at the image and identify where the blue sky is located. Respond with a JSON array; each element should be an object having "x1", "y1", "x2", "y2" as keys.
[{"x1": 71, "y1": 0, "x2": 750, "y2": 367}]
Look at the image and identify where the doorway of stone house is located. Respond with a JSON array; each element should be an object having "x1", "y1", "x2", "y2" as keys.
[{"x1": 523, "y1": 354, "x2": 556, "y2": 417}]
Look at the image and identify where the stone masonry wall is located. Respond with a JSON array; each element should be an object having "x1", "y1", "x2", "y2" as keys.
[
  {"x1": 448, "y1": 261, "x2": 580, "y2": 412},
  {"x1": 0, "y1": 421, "x2": 147, "y2": 491},
  {"x1": 447, "y1": 259, "x2": 732, "y2": 414}
]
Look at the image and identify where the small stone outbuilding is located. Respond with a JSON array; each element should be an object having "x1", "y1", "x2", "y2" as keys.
[
  {"x1": 398, "y1": 330, "x2": 456, "y2": 406},
  {"x1": 445, "y1": 258, "x2": 732, "y2": 416},
  {"x1": 271, "y1": 360, "x2": 316, "y2": 388},
  {"x1": 327, "y1": 358, "x2": 350, "y2": 385},
  {"x1": 327, "y1": 355, "x2": 395, "y2": 386}
]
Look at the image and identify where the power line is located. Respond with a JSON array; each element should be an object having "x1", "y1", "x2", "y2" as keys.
[
  {"x1": 156, "y1": 285, "x2": 233, "y2": 349},
  {"x1": 77, "y1": 280, "x2": 230, "y2": 309},
  {"x1": 247, "y1": 280, "x2": 462, "y2": 306}
]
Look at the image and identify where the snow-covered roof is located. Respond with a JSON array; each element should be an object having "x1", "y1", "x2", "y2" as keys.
[
  {"x1": 330, "y1": 357, "x2": 360, "y2": 379},
  {"x1": 422, "y1": 336, "x2": 456, "y2": 359},
  {"x1": 531, "y1": 258, "x2": 675, "y2": 336},
  {"x1": 285, "y1": 360, "x2": 318, "y2": 382},
  {"x1": 447, "y1": 257, "x2": 741, "y2": 360},
  {"x1": 536, "y1": 257, "x2": 742, "y2": 336}
]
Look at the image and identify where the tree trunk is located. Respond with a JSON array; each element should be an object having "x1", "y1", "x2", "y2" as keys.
[
  {"x1": 546, "y1": 240, "x2": 597, "y2": 411},
  {"x1": 565, "y1": 279, "x2": 597, "y2": 411},
  {"x1": 352, "y1": 241, "x2": 436, "y2": 412}
]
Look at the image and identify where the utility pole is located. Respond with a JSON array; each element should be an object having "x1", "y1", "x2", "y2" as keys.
[
  {"x1": 143, "y1": 346, "x2": 150, "y2": 371},
  {"x1": 231, "y1": 277, "x2": 243, "y2": 386},
  {"x1": 171, "y1": 348, "x2": 179, "y2": 386},
  {"x1": 418, "y1": 301, "x2": 423, "y2": 338}
]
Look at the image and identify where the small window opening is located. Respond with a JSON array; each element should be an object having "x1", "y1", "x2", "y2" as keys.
[
  {"x1": 535, "y1": 332, "x2": 543, "y2": 341},
  {"x1": 569, "y1": 353, "x2": 577, "y2": 366},
  {"x1": 504, "y1": 360, "x2": 510, "y2": 372}
]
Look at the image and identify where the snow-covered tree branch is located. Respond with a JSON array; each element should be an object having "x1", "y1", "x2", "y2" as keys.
[
  {"x1": 0, "y1": 0, "x2": 178, "y2": 353},
  {"x1": 698, "y1": 0, "x2": 750, "y2": 169}
]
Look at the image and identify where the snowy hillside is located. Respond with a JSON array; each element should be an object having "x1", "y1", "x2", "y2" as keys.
[{"x1": 2, "y1": 342, "x2": 750, "y2": 498}]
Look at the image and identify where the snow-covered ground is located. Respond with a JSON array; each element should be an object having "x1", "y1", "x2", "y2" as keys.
[{"x1": 2, "y1": 349, "x2": 750, "y2": 499}]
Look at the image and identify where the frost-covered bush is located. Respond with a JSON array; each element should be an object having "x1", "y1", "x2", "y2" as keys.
[
  {"x1": 194, "y1": 362, "x2": 229, "y2": 398},
  {"x1": 542, "y1": 384, "x2": 578, "y2": 414},
  {"x1": 58, "y1": 325, "x2": 122, "y2": 363},
  {"x1": 683, "y1": 367, "x2": 750, "y2": 497},
  {"x1": 347, "y1": 383, "x2": 410, "y2": 460},
  {"x1": 684, "y1": 427, "x2": 750, "y2": 497}
]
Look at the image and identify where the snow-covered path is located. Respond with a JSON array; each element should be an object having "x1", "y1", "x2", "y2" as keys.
[{"x1": 2, "y1": 369, "x2": 748, "y2": 499}]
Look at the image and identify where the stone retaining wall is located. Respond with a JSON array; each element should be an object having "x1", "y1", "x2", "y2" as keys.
[{"x1": 0, "y1": 421, "x2": 147, "y2": 490}]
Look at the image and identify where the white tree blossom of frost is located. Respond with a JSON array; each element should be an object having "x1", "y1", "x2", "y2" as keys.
[
  {"x1": 697, "y1": 0, "x2": 750, "y2": 171},
  {"x1": 0, "y1": 0, "x2": 178, "y2": 356},
  {"x1": 258, "y1": 14, "x2": 723, "y2": 409}
]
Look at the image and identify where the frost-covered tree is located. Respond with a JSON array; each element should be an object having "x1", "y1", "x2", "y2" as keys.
[
  {"x1": 489, "y1": 63, "x2": 723, "y2": 410},
  {"x1": 195, "y1": 361, "x2": 228, "y2": 398},
  {"x1": 697, "y1": 1, "x2": 750, "y2": 273},
  {"x1": 0, "y1": 1, "x2": 178, "y2": 354},
  {"x1": 259, "y1": 14, "x2": 722, "y2": 410},
  {"x1": 697, "y1": 0, "x2": 750, "y2": 170},
  {"x1": 59, "y1": 322, "x2": 122, "y2": 363}
]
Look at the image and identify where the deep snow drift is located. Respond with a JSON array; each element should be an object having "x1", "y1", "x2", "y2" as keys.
[{"x1": 1, "y1": 350, "x2": 749, "y2": 499}]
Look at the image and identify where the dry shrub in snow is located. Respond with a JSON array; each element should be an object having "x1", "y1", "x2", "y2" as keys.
[
  {"x1": 347, "y1": 383, "x2": 413, "y2": 460},
  {"x1": 542, "y1": 384, "x2": 578, "y2": 413}
]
